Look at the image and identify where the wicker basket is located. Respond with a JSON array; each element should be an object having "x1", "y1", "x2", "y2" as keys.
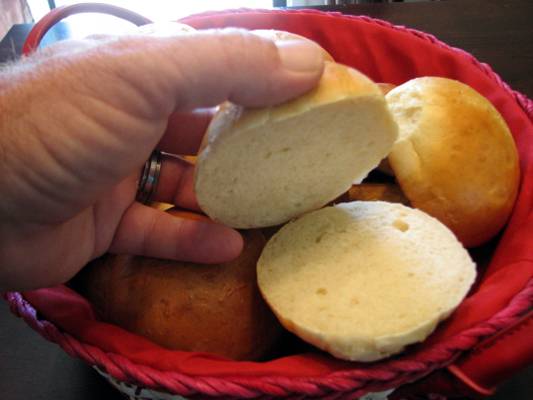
[{"x1": 6, "y1": 4, "x2": 533, "y2": 399}]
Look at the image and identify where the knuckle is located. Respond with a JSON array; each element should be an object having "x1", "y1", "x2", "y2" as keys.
[{"x1": 212, "y1": 29, "x2": 277, "y2": 70}]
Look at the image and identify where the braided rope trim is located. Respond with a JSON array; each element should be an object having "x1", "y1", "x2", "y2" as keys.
[
  {"x1": 5, "y1": 279, "x2": 533, "y2": 398},
  {"x1": 7, "y1": 10, "x2": 533, "y2": 398}
]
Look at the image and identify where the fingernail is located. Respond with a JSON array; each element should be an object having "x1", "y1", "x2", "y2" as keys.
[
  {"x1": 218, "y1": 227, "x2": 244, "y2": 261},
  {"x1": 276, "y1": 40, "x2": 324, "y2": 73},
  {"x1": 195, "y1": 222, "x2": 244, "y2": 263}
]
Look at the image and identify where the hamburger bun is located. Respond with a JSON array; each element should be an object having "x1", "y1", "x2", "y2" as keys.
[
  {"x1": 386, "y1": 77, "x2": 520, "y2": 247},
  {"x1": 377, "y1": 82, "x2": 396, "y2": 95},
  {"x1": 347, "y1": 183, "x2": 409, "y2": 205},
  {"x1": 257, "y1": 201, "x2": 476, "y2": 362},
  {"x1": 79, "y1": 209, "x2": 282, "y2": 361},
  {"x1": 375, "y1": 83, "x2": 397, "y2": 175},
  {"x1": 252, "y1": 29, "x2": 335, "y2": 61},
  {"x1": 195, "y1": 61, "x2": 398, "y2": 228}
]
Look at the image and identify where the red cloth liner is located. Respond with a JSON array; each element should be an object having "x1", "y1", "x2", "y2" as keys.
[
  {"x1": 448, "y1": 310, "x2": 533, "y2": 394},
  {"x1": 21, "y1": 9, "x2": 533, "y2": 378}
]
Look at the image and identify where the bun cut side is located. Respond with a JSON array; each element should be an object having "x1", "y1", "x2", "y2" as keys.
[
  {"x1": 257, "y1": 201, "x2": 476, "y2": 362},
  {"x1": 195, "y1": 62, "x2": 398, "y2": 228}
]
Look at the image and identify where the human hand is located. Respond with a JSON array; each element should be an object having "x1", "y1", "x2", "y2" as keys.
[{"x1": 0, "y1": 25, "x2": 324, "y2": 291}]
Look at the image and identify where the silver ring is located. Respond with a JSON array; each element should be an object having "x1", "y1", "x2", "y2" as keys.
[{"x1": 137, "y1": 149, "x2": 162, "y2": 204}]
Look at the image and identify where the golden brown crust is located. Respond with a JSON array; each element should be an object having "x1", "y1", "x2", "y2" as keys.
[
  {"x1": 80, "y1": 210, "x2": 282, "y2": 360},
  {"x1": 376, "y1": 158, "x2": 395, "y2": 176},
  {"x1": 387, "y1": 77, "x2": 520, "y2": 247},
  {"x1": 375, "y1": 83, "x2": 398, "y2": 176},
  {"x1": 347, "y1": 183, "x2": 410, "y2": 205}
]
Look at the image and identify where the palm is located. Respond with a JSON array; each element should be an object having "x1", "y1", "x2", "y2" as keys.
[
  {"x1": 0, "y1": 27, "x2": 323, "y2": 291},
  {"x1": 2, "y1": 172, "x2": 138, "y2": 289},
  {"x1": 0, "y1": 43, "x2": 196, "y2": 289}
]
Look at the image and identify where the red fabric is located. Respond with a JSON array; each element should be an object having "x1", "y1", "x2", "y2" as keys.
[
  {"x1": 390, "y1": 310, "x2": 533, "y2": 399},
  {"x1": 19, "y1": 9, "x2": 533, "y2": 380},
  {"x1": 449, "y1": 310, "x2": 533, "y2": 394},
  {"x1": 390, "y1": 370, "x2": 480, "y2": 400}
]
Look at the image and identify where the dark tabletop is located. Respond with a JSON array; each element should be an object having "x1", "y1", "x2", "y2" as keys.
[{"x1": 1, "y1": 1, "x2": 532, "y2": 399}]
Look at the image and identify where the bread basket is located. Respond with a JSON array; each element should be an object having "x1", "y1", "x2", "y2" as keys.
[{"x1": 5, "y1": 4, "x2": 533, "y2": 399}]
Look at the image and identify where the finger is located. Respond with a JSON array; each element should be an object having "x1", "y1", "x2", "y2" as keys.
[
  {"x1": 87, "y1": 28, "x2": 325, "y2": 118},
  {"x1": 38, "y1": 21, "x2": 194, "y2": 59},
  {"x1": 132, "y1": 21, "x2": 195, "y2": 36},
  {"x1": 7, "y1": 29, "x2": 325, "y2": 215},
  {"x1": 31, "y1": 38, "x2": 102, "y2": 60},
  {"x1": 84, "y1": 33, "x2": 115, "y2": 41},
  {"x1": 109, "y1": 202, "x2": 243, "y2": 263},
  {"x1": 84, "y1": 22, "x2": 194, "y2": 43},
  {"x1": 152, "y1": 152, "x2": 198, "y2": 210},
  {"x1": 168, "y1": 29, "x2": 326, "y2": 108},
  {"x1": 157, "y1": 108, "x2": 215, "y2": 155}
]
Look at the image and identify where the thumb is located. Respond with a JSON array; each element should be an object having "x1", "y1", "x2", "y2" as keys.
[
  {"x1": 170, "y1": 28, "x2": 326, "y2": 109},
  {"x1": 79, "y1": 28, "x2": 325, "y2": 116},
  {"x1": 0, "y1": 30, "x2": 324, "y2": 221}
]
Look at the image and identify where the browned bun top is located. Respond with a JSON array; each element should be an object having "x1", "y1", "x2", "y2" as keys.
[
  {"x1": 79, "y1": 210, "x2": 282, "y2": 360},
  {"x1": 347, "y1": 183, "x2": 410, "y2": 205},
  {"x1": 386, "y1": 77, "x2": 520, "y2": 247},
  {"x1": 377, "y1": 82, "x2": 397, "y2": 95}
]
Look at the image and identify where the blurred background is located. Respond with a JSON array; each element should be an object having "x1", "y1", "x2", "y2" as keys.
[{"x1": 2, "y1": 1, "x2": 439, "y2": 38}]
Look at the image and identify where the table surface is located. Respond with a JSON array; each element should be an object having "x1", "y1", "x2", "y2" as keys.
[{"x1": 1, "y1": 0, "x2": 532, "y2": 399}]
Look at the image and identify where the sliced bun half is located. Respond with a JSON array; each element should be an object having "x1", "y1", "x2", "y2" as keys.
[
  {"x1": 257, "y1": 201, "x2": 476, "y2": 362},
  {"x1": 195, "y1": 62, "x2": 398, "y2": 228},
  {"x1": 386, "y1": 77, "x2": 520, "y2": 247}
]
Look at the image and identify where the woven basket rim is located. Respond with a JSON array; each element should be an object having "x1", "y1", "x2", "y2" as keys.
[{"x1": 6, "y1": 278, "x2": 533, "y2": 397}]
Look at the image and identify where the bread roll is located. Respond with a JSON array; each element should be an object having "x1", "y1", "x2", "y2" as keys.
[
  {"x1": 386, "y1": 77, "x2": 520, "y2": 247},
  {"x1": 252, "y1": 29, "x2": 334, "y2": 61},
  {"x1": 80, "y1": 210, "x2": 282, "y2": 360},
  {"x1": 375, "y1": 83, "x2": 397, "y2": 175},
  {"x1": 347, "y1": 183, "x2": 409, "y2": 205},
  {"x1": 195, "y1": 62, "x2": 398, "y2": 228},
  {"x1": 257, "y1": 201, "x2": 476, "y2": 362},
  {"x1": 377, "y1": 83, "x2": 396, "y2": 95}
]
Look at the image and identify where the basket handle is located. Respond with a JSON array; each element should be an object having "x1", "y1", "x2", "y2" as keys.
[{"x1": 22, "y1": 2, "x2": 152, "y2": 55}]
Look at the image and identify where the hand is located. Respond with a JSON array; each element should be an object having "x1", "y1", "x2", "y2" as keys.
[{"x1": 0, "y1": 25, "x2": 325, "y2": 291}]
